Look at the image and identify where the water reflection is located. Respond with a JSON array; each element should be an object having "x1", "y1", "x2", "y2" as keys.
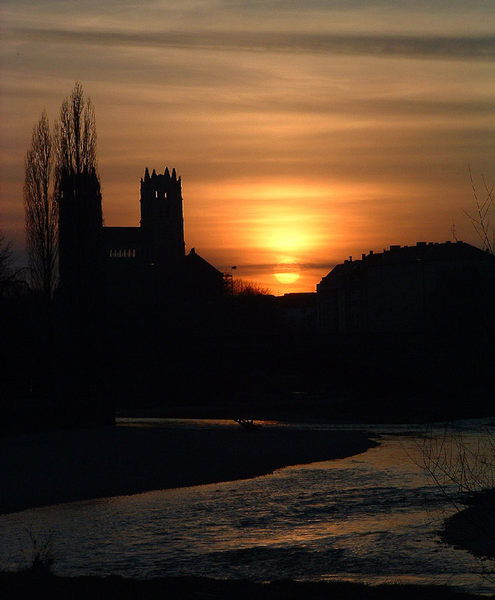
[{"x1": 0, "y1": 425, "x2": 493, "y2": 594}]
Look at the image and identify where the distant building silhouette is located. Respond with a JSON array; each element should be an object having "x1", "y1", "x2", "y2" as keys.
[
  {"x1": 317, "y1": 241, "x2": 495, "y2": 333},
  {"x1": 278, "y1": 292, "x2": 317, "y2": 331}
]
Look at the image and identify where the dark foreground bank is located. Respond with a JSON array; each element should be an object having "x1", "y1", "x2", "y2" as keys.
[
  {"x1": 0, "y1": 424, "x2": 376, "y2": 515},
  {"x1": 442, "y1": 488, "x2": 495, "y2": 560},
  {"x1": 0, "y1": 573, "x2": 491, "y2": 600}
]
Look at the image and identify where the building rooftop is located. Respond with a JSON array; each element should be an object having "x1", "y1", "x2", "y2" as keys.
[{"x1": 318, "y1": 241, "x2": 495, "y2": 288}]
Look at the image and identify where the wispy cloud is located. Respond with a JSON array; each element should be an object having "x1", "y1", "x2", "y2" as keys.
[{"x1": 16, "y1": 27, "x2": 495, "y2": 61}]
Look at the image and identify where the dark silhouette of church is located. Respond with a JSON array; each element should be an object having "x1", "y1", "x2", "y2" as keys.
[
  {"x1": 105, "y1": 167, "x2": 185, "y2": 278},
  {"x1": 104, "y1": 167, "x2": 223, "y2": 305},
  {"x1": 59, "y1": 166, "x2": 223, "y2": 311}
]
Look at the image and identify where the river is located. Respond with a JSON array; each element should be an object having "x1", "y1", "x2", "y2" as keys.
[{"x1": 1, "y1": 418, "x2": 493, "y2": 594}]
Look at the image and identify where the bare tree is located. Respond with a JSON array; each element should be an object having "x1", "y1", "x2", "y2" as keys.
[
  {"x1": 465, "y1": 167, "x2": 495, "y2": 254},
  {"x1": 55, "y1": 82, "x2": 102, "y2": 302},
  {"x1": 420, "y1": 169, "x2": 495, "y2": 567},
  {"x1": 0, "y1": 230, "x2": 14, "y2": 282},
  {"x1": 55, "y1": 81, "x2": 97, "y2": 179},
  {"x1": 233, "y1": 278, "x2": 271, "y2": 296},
  {"x1": 24, "y1": 111, "x2": 58, "y2": 301},
  {"x1": 0, "y1": 231, "x2": 18, "y2": 298},
  {"x1": 420, "y1": 427, "x2": 495, "y2": 565},
  {"x1": 23, "y1": 82, "x2": 101, "y2": 305}
]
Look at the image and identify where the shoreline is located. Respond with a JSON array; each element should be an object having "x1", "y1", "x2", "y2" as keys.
[
  {"x1": 441, "y1": 488, "x2": 495, "y2": 560},
  {"x1": 0, "y1": 423, "x2": 377, "y2": 516},
  {"x1": 0, "y1": 573, "x2": 488, "y2": 599}
]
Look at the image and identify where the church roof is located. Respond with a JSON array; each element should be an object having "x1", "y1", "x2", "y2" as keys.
[
  {"x1": 103, "y1": 227, "x2": 141, "y2": 244},
  {"x1": 185, "y1": 248, "x2": 223, "y2": 276}
]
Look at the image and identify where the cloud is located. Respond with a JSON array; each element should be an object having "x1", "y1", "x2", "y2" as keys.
[
  {"x1": 15, "y1": 27, "x2": 495, "y2": 61},
  {"x1": 231, "y1": 96, "x2": 495, "y2": 119},
  {"x1": 221, "y1": 0, "x2": 490, "y2": 10}
]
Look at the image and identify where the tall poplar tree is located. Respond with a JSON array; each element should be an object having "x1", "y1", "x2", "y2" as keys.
[
  {"x1": 24, "y1": 111, "x2": 58, "y2": 301},
  {"x1": 55, "y1": 81, "x2": 97, "y2": 178},
  {"x1": 55, "y1": 81, "x2": 102, "y2": 302}
]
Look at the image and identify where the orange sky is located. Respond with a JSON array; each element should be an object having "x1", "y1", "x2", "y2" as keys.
[{"x1": 1, "y1": 1, "x2": 494, "y2": 294}]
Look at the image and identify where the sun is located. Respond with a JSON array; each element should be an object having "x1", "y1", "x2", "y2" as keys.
[
  {"x1": 274, "y1": 271, "x2": 300, "y2": 284},
  {"x1": 274, "y1": 260, "x2": 300, "y2": 285}
]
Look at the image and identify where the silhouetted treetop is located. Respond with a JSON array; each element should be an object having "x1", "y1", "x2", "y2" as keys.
[
  {"x1": 233, "y1": 278, "x2": 271, "y2": 296},
  {"x1": 55, "y1": 81, "x2": 97, "y2": 178},
  {"x1": 0, "y1": 231, "x2": 14, "y2": 283},
  {"x1": 24, "y1": 110, "x2": 58, "y2": 300}
]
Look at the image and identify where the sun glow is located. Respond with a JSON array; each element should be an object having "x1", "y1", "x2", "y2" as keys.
[
  {"x1": 273, "y1": 259, "x2": 300, "y2": 285},
  {"x1": 267, "y1": 228, "x2": 312, "y2": 253},
  {"x1": 274, "y1": 271, "x2": 300, "y2": 284}
]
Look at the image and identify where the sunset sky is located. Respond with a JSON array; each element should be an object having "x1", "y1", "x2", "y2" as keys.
[{"x1": 1, "y1": 1, "x2": 494, "y2": 294}]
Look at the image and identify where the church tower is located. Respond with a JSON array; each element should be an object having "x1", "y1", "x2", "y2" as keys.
[
  {"x1": 140, "y1": 167, "x2": 185, "y2": 273},
  {"x1": 58, "y1": 170, "x2": 103, "y2": 308}
]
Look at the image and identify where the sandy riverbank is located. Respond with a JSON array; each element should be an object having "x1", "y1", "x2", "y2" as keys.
[{"x1": 0, "y1": 423, "x2": 376, "y2": 515}]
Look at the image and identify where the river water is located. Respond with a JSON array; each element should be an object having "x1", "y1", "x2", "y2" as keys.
[{"x1": 1, "y1": 419, "x2": 493, "y2": 594}]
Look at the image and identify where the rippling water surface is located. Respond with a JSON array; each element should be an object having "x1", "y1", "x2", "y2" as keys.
[{"x1": 1, "y1": 419, "x2": 493, "y2": 594}]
